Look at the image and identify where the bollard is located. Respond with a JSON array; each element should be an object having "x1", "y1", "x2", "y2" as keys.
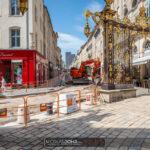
[
  {"x1": 47, "y1": 103, "x2": 53, "y2": 115},
  {"x1": 18, "y1": 105, "x2": 30, "y2": 124}
]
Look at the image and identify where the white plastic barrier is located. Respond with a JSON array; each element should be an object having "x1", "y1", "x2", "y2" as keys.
[
  {"x1": 17, "y1": 105, "x2": 30, "y2": 124},
  {"x1": 54, "y1": 93, "x2": 79, "y2": 114},
  {"x1": 86, "y1": 93, "x2": 94, "y2": 105}
]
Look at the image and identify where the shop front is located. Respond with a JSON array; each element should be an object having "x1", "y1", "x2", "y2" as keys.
[{"x1": 0, "y1": 50, "x2": 48, "y2": 87}]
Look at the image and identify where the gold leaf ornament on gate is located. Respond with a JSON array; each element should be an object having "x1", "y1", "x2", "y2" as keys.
[
  {"x1": 105, "y1": 0, "x2": 114, "y2": 8},
  {"x1": 134, "y1": 5, "x2": 149, "y2": 29}
]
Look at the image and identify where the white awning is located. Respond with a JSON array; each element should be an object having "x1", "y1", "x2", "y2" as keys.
[
  {"x1": 132, "y1": 56, "x2": 150, "y2": 66},
  {"x1": 12, "y1": 60, "x2": 23, "y2": 63}
]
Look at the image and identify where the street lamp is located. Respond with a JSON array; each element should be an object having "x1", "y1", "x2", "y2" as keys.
[
  {"x1": 18, "y1": 0, "x2": 28, "y2": 15},
  {"x1": 84, "y1": 10, "x2": 91, "y2": 38},
  {"x1": 84, "y1": 22, "x2": 91, "y2": 38}
]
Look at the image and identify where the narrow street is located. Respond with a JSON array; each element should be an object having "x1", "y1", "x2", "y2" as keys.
[
  {"x1": 0, "y1": 0, "x2": 150, "y2": 149},
  {"x1": 0, "y1": 89, "x2": 150, "y2": 150}
]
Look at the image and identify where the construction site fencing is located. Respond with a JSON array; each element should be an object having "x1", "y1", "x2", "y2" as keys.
[
  {"x1": 25, "y1": 93, "x2": 59, "y2": 126},
  {"x1": 0, "y1": 76, "x2": 60, "y2": 94},
  {"x1": 0, "y1": 87, "x2": 99, "y2": 127},
  {"x1": 0, "y1": 97, "x2": 26, "y2": 125}
]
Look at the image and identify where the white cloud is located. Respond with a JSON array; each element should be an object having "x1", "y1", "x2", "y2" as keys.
[
  {"x1": 58, "y1": 32, "x2": 86, "y2": 61},
  {"x1": 58, "y1": 32, "x2": 85, "y2": 51},
  {"x1": 86, "y1": 1, "x2": 104, "y2": 12},
  {"x1": 75, "y1": 25, "x2": 84, "y2": 33}
]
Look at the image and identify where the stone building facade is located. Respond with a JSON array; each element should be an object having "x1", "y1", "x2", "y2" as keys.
[
  {"x1": 0, "y1": 0, "x2": 62, "y2": 86},
  {"x1": 43, "y1": 6, "x2": 62, "y2": 78},
  {"x1": 70, "y1": 26, "x2": 103, "y2": 73},
  {"x1": 66, "y1": 52, "x2": 75, "y2": 69}
]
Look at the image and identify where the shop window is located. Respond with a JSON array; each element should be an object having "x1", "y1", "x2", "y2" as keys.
[
  {"x1": 10, "y1": 0, "x2": 20, "y2": 15},
  {"x1": 11, "y1": 29, "x2": 20, "y2": 48},
  {"x1": 13, "y1": 62, "x2": 22, "y2": 84}
]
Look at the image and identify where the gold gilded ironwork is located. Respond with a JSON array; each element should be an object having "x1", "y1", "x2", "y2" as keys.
[
  {"x1": 115, "y1": 25, "x2": 121, "y2": 37},
  {"x1": 84, "y1": 10, "x2": 92, "y2": 20},
  {"x1": 123, "y1": 17, "x2": 132, "y2": 25},
  {"x1": 105, "y1": 0, "x2": 114, "y2": 8},
  {"x1": 134, "y1": 5, "x2": 149, "y2": 31},
  {"x1": 84, "y1": 0, "x2": 150, "y2": 89}
]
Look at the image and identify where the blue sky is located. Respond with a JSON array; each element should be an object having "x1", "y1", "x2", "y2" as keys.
[{"x1": 44, "y1": 0, "x2": 105, "y2": 61}]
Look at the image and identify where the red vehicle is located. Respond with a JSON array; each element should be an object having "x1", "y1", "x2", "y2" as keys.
[{"x1": 69, "y1": 58, "x2": 101, "y2": 84}]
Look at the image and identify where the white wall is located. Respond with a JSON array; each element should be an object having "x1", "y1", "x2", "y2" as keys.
[{"x1": 0, "y1": 0, "x2": 44, "y2": 53}]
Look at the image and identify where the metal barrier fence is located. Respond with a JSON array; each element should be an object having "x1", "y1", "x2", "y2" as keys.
[
  {"x1": 0, "y1": 87, "x2": 99, "y2": 127},
  {"x1": 0, "y1": 97, "x2": 26, "y2": 125},
  {"x1": 0, "y1": 76, "x2": 60, "y2": 94}
]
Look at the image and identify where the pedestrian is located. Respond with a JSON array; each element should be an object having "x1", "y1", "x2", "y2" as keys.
[{"x1": 1, "y1": 76, "x2": 6, "y2": 92}]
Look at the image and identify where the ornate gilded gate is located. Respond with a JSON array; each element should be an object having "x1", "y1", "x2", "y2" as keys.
[{"x1": 84, "y1": 0, "x2": 150, "y2": 90}]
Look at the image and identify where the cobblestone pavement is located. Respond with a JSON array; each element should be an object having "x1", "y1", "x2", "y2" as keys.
[{"x1": 0, "y1": 93, "x2": 150, "y2": 150}]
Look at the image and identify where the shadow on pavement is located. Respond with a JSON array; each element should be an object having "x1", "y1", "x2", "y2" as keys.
[{"x1": 0, "y1": 109, "x2": 150, "y2": 149}]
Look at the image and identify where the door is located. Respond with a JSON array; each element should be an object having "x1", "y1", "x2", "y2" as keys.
[{"x1": 3, "y1": 61, "x2": 11, "y2": 84}]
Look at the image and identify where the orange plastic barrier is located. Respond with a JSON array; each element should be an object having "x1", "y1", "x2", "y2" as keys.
[
  {"x1": 40, "y1": 103, "x2": 47, "y2": 112},
  {"x1": 0, "y1": 108, "x2": 7, "y2": 118}
]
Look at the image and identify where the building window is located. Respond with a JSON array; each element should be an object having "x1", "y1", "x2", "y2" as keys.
[
  {"x1": 134, "y1": 46, "x2": 137, "y2": 54},
  {"x1": 40, "y1": 17, "x2": 43, "y2": 32},
  {"x1": 132, "y1": 0, "x2": 137, "y2": 8},
  {"x1": 10, "y1": 0, "x2": 20, "y2": 15},
  {"x1": 146, "y1": 2, "x2": 150, "y2": 17},
  {"x1": 145, "y1": 41, "x2": 150, "y2": 50},
  {"x1": 11, "y1": 29, "x2": 20, "y2": 48},
  {"x1": 40, "y1": 40, "x2": 42, "y2": 53},
  {"x1": 35, "y1": 6, "x2": 37, "y2": 22},
  {"x1": 35, "y1": 34, "x2": 38, "y2": 50},
  {"x1": 124, "y1": 8, "x2": 128, "y2": 16}
]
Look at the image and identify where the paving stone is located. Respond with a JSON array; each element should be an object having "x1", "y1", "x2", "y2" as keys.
[
  {"x1": 72, "y1": 147, "x2": 87, "y2": 150},
  {"x1": 18, "y1": 141, "x2": 30, "y2": 147},
  {"x1": 141, "y1": 148, "x2": 150, "y2": 150},
  {"x1": 3, "y1": 142, "x2": 17, "y2": 149},
  {"x1": 142, "y1": 142, "x2": 150, "y2": 149},
  {"x1": 106, "y1": 147, "x2": 117, "y2": 150},
  {"x1": 22, "y1": 145, "x2": 34, "y2": 150},
  {"x1": 96, "y1": 148, "x2": 105, "y2": 150},
  {"x1": 0, "y1": 147, "x2": 6, "y2": 150},
  {"x1": 7, "y1": 146, "x2": 22, "y2": 150},
  {"x1": 128, "y1": 147, "x2": 141, "y2": 150},
  {"x1": 31, "y1": 145, "x2": 43, "y2": 150},
  {"x1": 53, "y1": 147, "x2": 62, "y2": 150},
  {"x1": 0, "y1": 142, "x2": 8, "y2": 147},
  {"x1": 119, "y1": 147, "x2": 128, "y2": 150}
]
